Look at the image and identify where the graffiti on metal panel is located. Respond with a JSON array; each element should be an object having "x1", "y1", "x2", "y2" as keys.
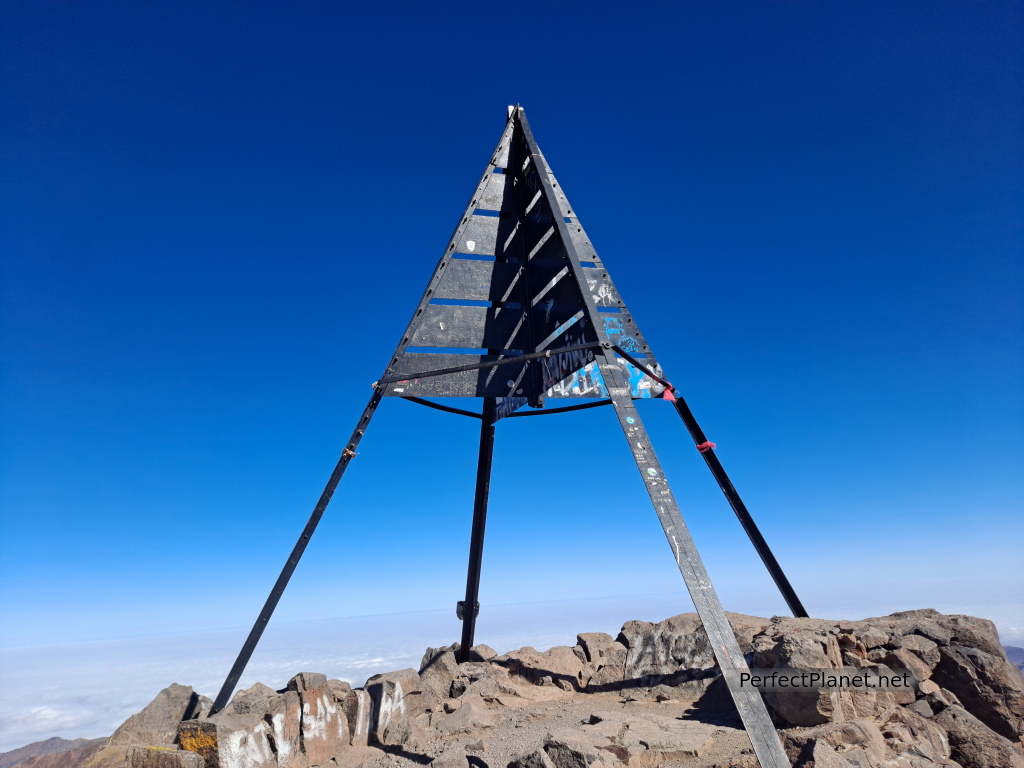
[
  {"x1": 545, "y1": 357, "x2": 665, "y2": 398},
  {"x1": 495, "y1": 395, "x2": 528, "y2": 420},
  {"x1": 600, "y1": 315, "x2": 641, "y2": 352},
  {"x1": 586, "y1": 276, "x2": 616, "y2": 306},
  {"x1": 540, "y1": 330, "x2": 596, "y2": 390}
]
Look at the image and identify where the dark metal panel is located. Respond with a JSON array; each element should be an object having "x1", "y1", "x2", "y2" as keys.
[
  {"x1": 582, "y1": 267, "x2": 621, "y2": 307},
  {"x1": 409, "y1": 304, "x2": 527, "y2": 349},
  {"x1": 454, "y1": 215, "x2": 499, "y2": 256},
  {"x1": 383, "y1": 353, "x2": 529, "y2": 398},
  {"x1": 567, "y1": 222, "x2": 599, "y2": 261},
  {"x1": 544, "y1": 355, "x2": 664, "y2": 398},
  {"x1": 598, "y1": 313, "x2": 646, "y2": 354},
  {"x1": 493, "y1": 395, "x2": 528, "y2": 420},
  {"x1": 493, "y1": 135, "x2": 510, "y2": 169},
  {"x1": 433, "y1": 259, "x2": 522, "y2": 302},
  {"x1": 477, "y1": 172, "x2": 514, "y2": 212}
]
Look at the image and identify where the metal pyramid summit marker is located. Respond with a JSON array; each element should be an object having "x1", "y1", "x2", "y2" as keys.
[
  {"x1": 211, "y1": 106, "x2": 806, "y2": 768},
  {"x1": 378, "y1": 107, "x2": 665, "y2": 417}
]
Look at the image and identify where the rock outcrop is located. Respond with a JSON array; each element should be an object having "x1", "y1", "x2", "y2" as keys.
[
  {"x1": 82, "y1": 610, "x2": 1024, "y2": 768},
  {"x1": 0, "y1": 739, "x2": 105, "y2": 768}
]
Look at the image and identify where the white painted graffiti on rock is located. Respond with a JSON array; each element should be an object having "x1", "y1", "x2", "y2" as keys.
[{"x1": 223, "y1": 721, "x2": 274, "y2": 768}]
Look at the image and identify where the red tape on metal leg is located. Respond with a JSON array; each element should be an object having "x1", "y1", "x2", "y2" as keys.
[{"x1": 696, "y1": 441, "x2": 716, "y2": 453}]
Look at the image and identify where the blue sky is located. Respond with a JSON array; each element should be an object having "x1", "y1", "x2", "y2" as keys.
[{"x1": 1, "y1": 0, "x2": 1021, "y2": 714}]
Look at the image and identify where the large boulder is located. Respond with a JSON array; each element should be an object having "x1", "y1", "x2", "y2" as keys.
[
  {"x1": 176, "y1": 678, "x2": 347, "y2": 768},
  {"x1": 364, "y1": 668, "x2": 433, "y2": 747},
  {"x1": 420, "y1": 645, "x2": 461, "y2": 703},
  {"x1": 107, "y1": 684, "x2": 207, "y2": 748},
  {"x1": 935, "y1": 705, "x2": 1024, "y2": 768},
  {"x1": 782, "y1": 719, "x2": 889, "y2": 768},
  {"x1": 932, "y1": 645, "x2": 1024, "y2": 742},
  {"x1": 87, "y1": 684, "x2": 209, "y2": 768},
  {"x1": 575, "y1": 633, "x2": 627, "y2": 692},
  {"x1": 125, "y1": 747, "x2": 205, "y2": 768},
  {"x1": 298, "y1": 682, "x2": 347, "y2": 765},
  {"x1": 496, "y1": 647, "x2": 588, "y2": 692},
  {"x1": 340, "y1": 689, "x2": 374, "y2": 747}
]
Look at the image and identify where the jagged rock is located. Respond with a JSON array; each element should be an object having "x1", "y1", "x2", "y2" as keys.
[
  {"x1": 126, "y1": 746, "x2": 205, "y2": 768},
  {"x1": 934, "y1": 705, "x2": 1024, "y2": 768},
  {"x1": 498, "y1": 647, "x2": 588, "y2": 692},
  {"x1": 227, "y1": 684, "x2": 275, "y2": 717},
  {"x1": 437, "y1": 695, "x2": 494, "y2": 736},
  {"x1": 932, "y1": 645, "x2": 1024, "y2": 741},
  {"x1": 507, "y1": 749, "x2": 555, "y2": 768},
  {"x1": 176, "y1": 681, "x2": 346, "y2": 768},
  {"x1": 471, "y1": 645, "x2": 498, "y2": 662},
  {"x1": 432, "y1": 743, "x2": 470, "y2": 768},
  {"x1": 84, "y1": 684, "x2": 209, "y2": 768},
  {"x1": 264, "y1": 691, "x2": 302, "y2": 768},
  {"x1": 880, "y1": 648, "x2": 933, "y2": 683},
  {"x1": 449, "y1": 661, "x2": 523, "y2": 702},
  {"x1": 67, "y1": 609, "x2": 1024, "y2": 768},
  {"x1": 764, "y1": 634, "x2": 851, "y2": 727},
  {"x1": 298, "y1": 683, "x2": 347, "y2": 765},
  {"x1": 783, "y1": 719, "x2": 888, "y2": 768},
  {"x1": 420, "y1": 645, "x2": 460, "y2": 703},
  {"x1": 333, "y1": 746, "x2": 387, "y2": 768},
  {"x1": 327, "y1": 680, "x2": 352, "y2": 701},
  {"x1": 575, "y1": 634, "x2": 627, "y2": 692},
  {"x1": 907, "y1": 699, "x2": 934, "y2": 719},
  {"x1": 543, "y1": 730, "x2": 612, "y2": 768},
  {"x1": 187, "y1": 710, "x2": 276, "y2": 768},
  {"x1": 287, "y1": 673, "x2": 328, "y2": 693},
  {"x1": 708, "y1": 752, "x2": 759, "y2": 768},
  {"x1": 365, "y1": 669, "x2": 431, "y2": 747},
  {"x1": 109, "y1": 684, "x2": 205, "y2": 748},
  {"x1": 581, "y1": 710, "x2": 715, "y2": 763},
  {"x1": 341, "y1": 689, "x2": 374, "y2": 747},
  {"x1": 618, "y1": 614, "x2": 715, "y2": 688},
  {"x1": 878, "y1": 706, "x2": 953, "y2": 764},
  {"x1": 860, "y1": 628, "x2": 889, "y2": 650},
  {"x1": 803, "y1": 741, "x2": 863, "y2": 768},
  {"x1": 899, "y1": 635, "x2": 941, "y2": 670}
]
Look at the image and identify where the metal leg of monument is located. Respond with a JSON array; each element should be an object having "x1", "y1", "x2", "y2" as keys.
[
  {"x1": 669, "y1": 392, "x2": 808, "y2": 619},
  {"x1": 599, "y1": 359, "x2": 792, "y2": 768},
  {"x1": 607, "y1": 346, "x2": 807, "y2": 619},
  {"x1": 209, "y1": 390, "x2": 385, "y2": 715},
  {"x1": 458, "y1": 398, "x2": 496, "y2": 663}
]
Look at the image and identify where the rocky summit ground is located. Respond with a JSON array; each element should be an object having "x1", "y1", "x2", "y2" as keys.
[{"x1": 37, "y1": 609, "x2": 1024, "y2": 768}]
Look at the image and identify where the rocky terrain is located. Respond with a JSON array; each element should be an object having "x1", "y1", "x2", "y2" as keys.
[
  {"x1": 24, "y1": 609, "x2": 1024, "y2": 768},
  {"x1": 0, "y1": 739, "x2": 105, "y2": 768}
]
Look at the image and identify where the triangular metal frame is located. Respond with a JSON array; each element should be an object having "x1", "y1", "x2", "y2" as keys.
[{"x1": 210, "y1": 107, "x2": 807, "y2": 768}]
